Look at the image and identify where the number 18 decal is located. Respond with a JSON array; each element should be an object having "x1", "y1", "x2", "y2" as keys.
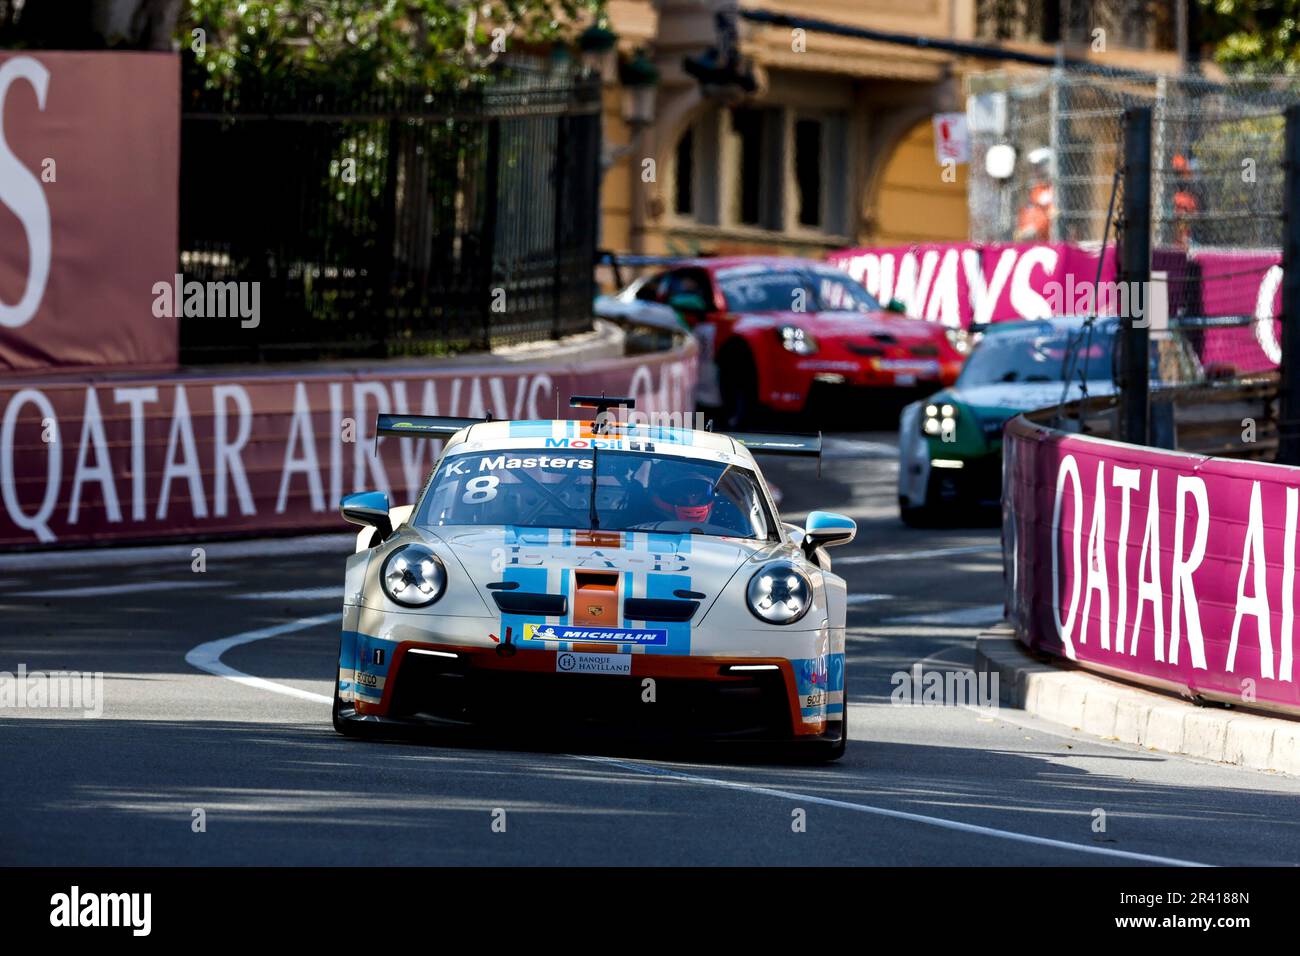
[{"x1": 462, "y1": 475, "x2": 500, "y2": 504}]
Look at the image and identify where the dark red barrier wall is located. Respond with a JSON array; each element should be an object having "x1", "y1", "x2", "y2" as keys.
[
  {"x1": 0, "y1": 344, "x2": 697, "y2": 548},
  {"x1": 0, "y1": 52, "x2": 179, "y2": 373}
]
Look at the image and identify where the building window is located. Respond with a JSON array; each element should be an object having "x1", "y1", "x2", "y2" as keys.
[
  {"x1": 674, "y1": 127, "x2": 694, "y2": 216},
  {"x1": 670, "y1": 105, "x2": 846, "y2": 238},
  {"x1": 732, "y1": 107, "x2": 765, "y2": 226},
  {"x1": 794, "y1": 118, "x2": 822, "y2": 228},
  {"x1": 730, "y1": 106, "x2": 782, "y2": 230}
]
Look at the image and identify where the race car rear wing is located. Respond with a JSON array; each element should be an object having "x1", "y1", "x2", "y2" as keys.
[
  {"x1": 373, "y1": 413, "x2": 824, "y2": 474},
  {"x1": 729, "y1": 430, "x2": 823, "y2": 476},
  {"x1": 375, "y1": 414, "x2": 488, "y2": 438},
  {"x1": 569, "y1": 395, "x2": 636, "y2": 415}
]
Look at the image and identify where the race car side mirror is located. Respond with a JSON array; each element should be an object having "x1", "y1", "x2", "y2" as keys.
[
  {"x1": 802, "y1": 511, "x2": 856, "y2": 557},
  {"x1": 340, "y1": 491, "x2": 393, "y2": 541}
]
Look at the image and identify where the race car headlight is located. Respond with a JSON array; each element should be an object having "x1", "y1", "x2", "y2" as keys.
[
  {"x1": 747, "y1": 562, "x2": 813, "y2": 625},
  {"x1": 922, "y1": 402, "x2": 957, "y2": 437},
  {"x1": 381, "y1": 544, "x2": 447, "y2": 607},
  {"x1": 945, "y1": 327, "x2": 973, "y2": 355},
  {"x1": 778, "y1": 325, "x2": 818, "y2": 355}
]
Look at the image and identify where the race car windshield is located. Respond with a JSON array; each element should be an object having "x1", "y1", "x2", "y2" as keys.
[
  {"x1": 414, "y1": 449, "x2": 777, "y2": 540},
  {"x1": 717, "y1": 268, "x2": 882, "y2": 313},
  {"x1": 958, "y1": 328, "x2": 1115, "y2": 386}
]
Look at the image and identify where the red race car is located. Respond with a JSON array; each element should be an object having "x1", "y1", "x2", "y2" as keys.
[{"x1": 604, "y1": 256, "x2": 968, "y2": 425}]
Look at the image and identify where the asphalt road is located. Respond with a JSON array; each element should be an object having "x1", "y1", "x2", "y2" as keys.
[{"x1": 3, "y1": 431, "x2": 1300, "y2": 866}]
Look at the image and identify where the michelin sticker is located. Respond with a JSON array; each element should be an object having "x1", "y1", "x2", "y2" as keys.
[{"x1": 524, "y1": 623, "x2": 668, "y2": 646}]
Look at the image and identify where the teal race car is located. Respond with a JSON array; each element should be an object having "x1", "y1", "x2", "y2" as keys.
[{"x1": 897, "y1": 317, "x2": 1118, "y2": 526}]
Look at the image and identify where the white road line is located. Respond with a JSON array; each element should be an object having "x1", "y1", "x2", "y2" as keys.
[
  {"x1": 185, "y1": 614, "x2": 336, "y2": 705},
  {"x1": 241, "y1": 587, "x2": 342, "y2": 601},
  {"x1": 835, "y1": 545, "x2": 999, "y2": 566},
  {"x1": 573, "y1": 755, "x2": 1210, "y2": 867},
  {"x1": 0, "y1": 532, "x2": 355, "y2": 572},
  {"x1": 846, "y1": 593, "x2": 893, "y2": 605},
  {"x1": 885, "y1": 604, "x2": 1004, "y2": 626},
  {"x1": 188, "y1": 613, "x2": 1209, "y2": 865},
  {"x1": 13, "y1": 580, "x2": 230, "y2": 598}
]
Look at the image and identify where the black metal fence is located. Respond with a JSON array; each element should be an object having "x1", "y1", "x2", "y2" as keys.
[{"x1": 179, "y1": 70, "x2": 602, "y2": 362}]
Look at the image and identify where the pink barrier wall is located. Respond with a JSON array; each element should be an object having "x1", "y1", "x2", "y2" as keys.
[
  {"x1": 0, "y1": 342, "x2": 698, "y2": 549},
  {"x1": 829, "y1": 240, "x2": 1282, "y2": 380},
  {"x1": 1004, "y1": 415, "x2": 1300, "y2": 714},
  {"x1": 826, "y1": 242, "x2": 1118, "y2": 326}
]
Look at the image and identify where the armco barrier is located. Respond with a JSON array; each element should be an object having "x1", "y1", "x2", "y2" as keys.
[
  {"x1": 1004, "y1": 413, "x2": 1300, "y2": 717},
  {"x1": 0, "y1": 340, "x2": 697, "y2": 549}
]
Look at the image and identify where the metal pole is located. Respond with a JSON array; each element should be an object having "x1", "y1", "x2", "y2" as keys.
[
  {"x1": 1278, "y1": 105, "x2": 1300, "y2": 465},
  {"x1": 1119, "y1": 107, "x2": 1152, "y2": 446},
  {"x1": 552, "y1": 113, "x2": 568, "y2": 341},
  {"x1": 479, "y1": 117, "x2": 501, "y2": 352}
]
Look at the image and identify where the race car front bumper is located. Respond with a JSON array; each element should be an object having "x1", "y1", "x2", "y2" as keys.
[{"x1": 336, "y1": 627, "x2": 844, "y2": 745}]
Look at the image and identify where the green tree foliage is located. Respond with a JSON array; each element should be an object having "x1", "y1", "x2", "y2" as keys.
[
  {"x1": 1199, "y1": 0, "x2": 1300, "y2": 72},
  {"x1": 180, "y1": 0, "x2": 605, "y2": 90}
]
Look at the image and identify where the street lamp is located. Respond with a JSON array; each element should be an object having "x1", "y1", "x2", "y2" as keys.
[
  {"x1": 618, "y1": 48, "x2": 659, "y2": 130},
  {"x1": 579, "y1": 20, "x2": 619, "y2": 81}
]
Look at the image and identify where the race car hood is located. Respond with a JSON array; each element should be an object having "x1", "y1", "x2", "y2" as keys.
[
  {"x1": 947, "y1": 379, "x2": 1116, "y2": 422},
  {"x1": 426, "y1": 525, "x2": 783, "y2": 620},
  {"x1": 918, "y1": 379, "x2": 1117, "y2": 455},
  {"x1": 740, "y1": 309, "x2": 941, "y2": 342}
]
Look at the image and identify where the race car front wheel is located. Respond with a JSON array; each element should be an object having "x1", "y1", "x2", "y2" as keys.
[
  {"x1": 899, "y1": 472, "x2": 944, "y2": 528},
  {"x1": 718, "y1": 348, "x2": 759, "y2": 428},
  {"x1": 332, "y1": 677, "x2": 381, "y2": 739},
  {"x1": 827, "y1": 661, "x2": 849, "y2": 760}
]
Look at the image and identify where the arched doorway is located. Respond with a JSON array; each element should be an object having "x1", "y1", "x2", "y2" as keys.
[{"x1": 869, "y1": 118, "x2": 969, "y2": 245}]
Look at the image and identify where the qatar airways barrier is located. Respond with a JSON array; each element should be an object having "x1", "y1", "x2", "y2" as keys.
[
  {"x1": 0, "y1": 345, "x2": 697, "y2": 549},
  {"x1": 1004, "y1": 416, "x2": 1300, "y2": 714}
]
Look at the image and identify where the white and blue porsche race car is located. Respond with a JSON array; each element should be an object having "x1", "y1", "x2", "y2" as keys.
[{"x1": 334, "y1": 397, "x2": 856, "y2": 758}]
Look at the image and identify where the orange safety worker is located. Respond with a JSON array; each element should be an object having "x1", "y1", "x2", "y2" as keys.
[
  {"x1": 1171, "y1": 153, "x2": 1199, "y2": 248},
  {"x1": 1014, "y1": 146, "x2": 1055, "y2": 242}
]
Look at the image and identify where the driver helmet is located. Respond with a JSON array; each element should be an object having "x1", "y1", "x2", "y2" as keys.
[{"x1": 649, "y1": 467, "x2": 717, "y2": 523}]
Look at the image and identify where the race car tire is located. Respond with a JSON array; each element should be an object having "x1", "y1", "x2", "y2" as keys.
[
  {"x1": 786, "y1": 724, "x2": 847, "y2": 763},
  {"x1": 792, "y1": 667, "x2": 849, "y2": 763},
  {"x1": 899, "y1": 471, "x2": 943, "y2": 528},
  {"x1": 332, "y1": 675, "x2": 382, "y2": 739},
  {"x1": 899, "y1": 496, "x2": 935, "y2": 528},
  {"x1": 718, "y1": 346, "x2": 760, "y2": 428},
  {"x1": 827, "y1": 656, "x2": 849, "y2": 760}
]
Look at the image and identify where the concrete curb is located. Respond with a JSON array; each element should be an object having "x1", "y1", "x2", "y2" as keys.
[
  {"x1": 976, "y1": 625, "x2": 1300, "y2": 776},
  {"x1": 179, "y1": 319, "x2": 628, "y2": 377},
  {"x1": 491, "y1": 319, "x2": 626, "y2": 364}
]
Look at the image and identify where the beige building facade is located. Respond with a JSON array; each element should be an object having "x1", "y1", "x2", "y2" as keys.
[{"x1": 598, "y1": 0, "x2": 1185, "y2": 258}]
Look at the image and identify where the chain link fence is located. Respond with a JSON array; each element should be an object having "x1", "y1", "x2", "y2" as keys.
[
  {"x1": 969, "y1": 69, "x2": 1294, "y2": 249},
  {"x1": 970, "y1": 69, "x2": 1300, "y2": 457},
  {"x1": 968, "y1": 70, "x2": 1139, "y2": 246}
]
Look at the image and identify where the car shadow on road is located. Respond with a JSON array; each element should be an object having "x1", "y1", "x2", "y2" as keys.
[{"x1": 3, "y1": 715, "x2": 1298, "y2": 865}]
